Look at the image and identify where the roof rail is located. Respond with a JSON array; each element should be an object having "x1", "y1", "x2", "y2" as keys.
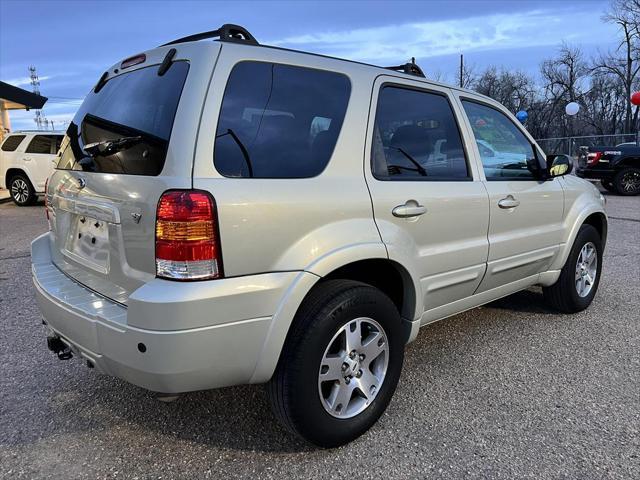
[
  {"x1": 385, "y1": 57, "x2": 425, "y2": 78},
  {"x1": 160, "y1": 24, "x2": 258, "y2": 47}
]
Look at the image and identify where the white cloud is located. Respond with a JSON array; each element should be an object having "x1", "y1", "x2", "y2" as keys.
[
  {"x1": 268, "y1": 9, "x2": 613, "y2": 63},
  {"x1": 4, "y1": 75, "x2": 52, "y2": 88}
]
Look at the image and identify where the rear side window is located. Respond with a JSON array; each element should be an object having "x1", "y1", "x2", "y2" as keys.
[
  {"x1": 25, "y1": 135, "x2": 59, "y2": 154},
  {"x1": 56, "y1": 62, "x2": 189, "y2": 175},
  {"x1": 371, "y1": 86, "x2": 469, "y2": 180},
  {"x1": 1, "y1": 135, "x2": 26, "y2": 152},
  {"x1": 214, "y1": 61, "x2": 351, "y2": 178}
]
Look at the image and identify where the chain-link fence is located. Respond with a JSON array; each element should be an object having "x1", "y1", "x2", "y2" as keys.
[{"x1": 536, "y1": 133, "x2": 639, "y2": 158}]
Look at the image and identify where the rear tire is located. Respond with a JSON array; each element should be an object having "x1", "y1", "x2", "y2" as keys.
[
  {"x1": 267, "y1": 280, "x2": 404, "y2": 448},
  {"x1": 613, "y1": 167, "x2": 640, "y2": 196},
  {"x1": 543, "y1": 224, "x2": 602, "y2": 313},
  {"x1": 9, "y1": 174, "x2": 37, "y2": 206}
]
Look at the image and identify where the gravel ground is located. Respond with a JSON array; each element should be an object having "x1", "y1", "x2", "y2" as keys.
[{"x1": 0, "y1": 189, "x2": 638, "y2": 479}]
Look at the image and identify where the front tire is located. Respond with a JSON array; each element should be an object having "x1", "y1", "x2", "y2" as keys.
[
  {"x1": 543, "y1": 224, "x2": 602, "y2": 313},
  {"x1": 9, "y1": 174, "x2": 37, "y2": 206},
  {"x1": 613, "y1": 167, "x2": 640, "y2": 196},
  {"x1": 267, "y1": 280, "x2": 404, "y2": 448}
]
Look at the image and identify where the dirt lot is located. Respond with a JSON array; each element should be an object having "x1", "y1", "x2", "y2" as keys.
[{"x1": 0, "y1": 189, "x2": 638, "y2": 479}]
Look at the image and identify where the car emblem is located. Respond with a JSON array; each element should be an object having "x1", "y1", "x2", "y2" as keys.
[
  {"x1": 131, "y1": 212, "x2": 142, "y2": 224},
  {"x1": 77, "y1": 177, "x2": 86, "y2": 189}
]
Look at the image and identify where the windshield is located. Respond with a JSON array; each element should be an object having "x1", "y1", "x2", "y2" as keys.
[{"x1": 56, "y1": 61, "x2": 189, "y2": 175}]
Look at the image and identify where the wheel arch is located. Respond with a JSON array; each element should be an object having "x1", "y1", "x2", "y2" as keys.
[
  {"x1": 618, "y1": 156, "x2": 640, "y2": 168},
  {"x1": 582, "y1": 211, "x2": 607, "y2": 251},
  {"x1": 322, "y1": 258, "x2": 417, "y2": 322},
  {"x1": 250, "y1": 254, "x2": 422, "y2": 384},
  {"x1": 550, "y1": 206, "x2": 608, "y2": 272},
  {"x1": 5, "y1": 167, "x2": 31, "y2": 188}
]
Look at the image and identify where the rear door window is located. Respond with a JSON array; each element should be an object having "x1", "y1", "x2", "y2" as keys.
[
  {"x1": 371, "y1": 86, "x2": 470, "y2": 180},
  {"x1": 56, "y1": 62, "x2": 189, "y2": 175},
  {"x1": 1, "y1": 135, "x2": 26, "y2": 152},
  {"x1": 25, "y1": 135, "x2": 58, "y2": 154},
  {"x1": 214, "y1": 61, "x2": 351, "y2": 178}
]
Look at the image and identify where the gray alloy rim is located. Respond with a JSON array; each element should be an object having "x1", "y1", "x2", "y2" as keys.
[
  {"x1": 620, "y1": 171, "x2": 640, "y2": 193},
  {"x1": 11, "y1": 178, "x2": 29, "y2": 204},
  {"x1": 575, "y1": 241, "x2": 597, "y2": 298},
  {"x1": 317, "y1": 317, "x2": 389, "y2": 419}
]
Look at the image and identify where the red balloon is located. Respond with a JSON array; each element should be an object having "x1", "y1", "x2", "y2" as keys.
[{"x1": 631, "y1": 92, "x2": 640, "y2": 106}]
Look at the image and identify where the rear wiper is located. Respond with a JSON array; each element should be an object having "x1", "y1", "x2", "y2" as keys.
[
  {"x1": 391, "y1": 146, "x2": 427, "y2": 176},
  {"x1": 83, "y1": 136, "x2": 143, "y2": 157},
  {"x1": 216, "y1": 128, "x2": 254, "y2": 177}
]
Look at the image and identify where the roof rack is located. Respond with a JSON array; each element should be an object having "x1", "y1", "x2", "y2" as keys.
[
  {"x1": 160, "y1": 24, "x2": 258, "y2": 47},
  {"x1": 385, "y1": 57, "x2": 425, "y2": 78}
]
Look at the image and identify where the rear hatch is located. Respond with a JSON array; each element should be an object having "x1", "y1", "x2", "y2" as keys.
[{"x1": 46, "y1": 43, "x2": 220, "y2": 304}]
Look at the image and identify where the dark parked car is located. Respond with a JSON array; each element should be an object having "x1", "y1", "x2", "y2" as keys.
[{"x1": 577, "y1": 143, "x2": 640, "y2": 195}]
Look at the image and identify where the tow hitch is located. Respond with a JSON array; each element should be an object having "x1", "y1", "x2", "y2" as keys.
[{"x1": 47, "y1": 335, "x2": 73, "y2": 360}]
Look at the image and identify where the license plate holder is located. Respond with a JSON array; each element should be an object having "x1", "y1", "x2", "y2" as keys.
[{"x1": 63, "y1": 215, "x2": 110, "y2": 273}]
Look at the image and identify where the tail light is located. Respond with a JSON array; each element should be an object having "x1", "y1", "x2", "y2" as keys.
[
  {"x1": 155, "y1": 190, "x2": 223, "y2": 280},
  {"x1": 587, "y1": 152, "x2": 602, "y2": 166}
]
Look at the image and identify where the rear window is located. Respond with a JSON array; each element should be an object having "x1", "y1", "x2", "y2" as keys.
[
  {"x1": 56, "y1": 61, "x2": 189, "y2": 175},
  {"x1": 214, "y1": 61, "x2": 351, "y2": 178},
  {"x1": 1, "y1": 135, "x2": 26, "y2": 152},
  {"x1": 25, "y1": 135, "x2": 62, "y2": 154}
]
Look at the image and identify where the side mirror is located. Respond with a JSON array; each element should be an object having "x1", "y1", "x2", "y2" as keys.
[{"x1": 546, "y1": 154, "x2": 573, "y2": 178}]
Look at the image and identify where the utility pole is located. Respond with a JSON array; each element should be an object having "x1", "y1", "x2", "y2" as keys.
[
  {"x1": 29, "y1": 66, "x2": 48, "y2": 130},
  {"x1": 459, "y1": 54, "x2": 464, "y2": 88}
]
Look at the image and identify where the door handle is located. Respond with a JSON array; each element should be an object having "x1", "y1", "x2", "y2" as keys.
[
  {"x1": 498, "y1": 195, "x2": 520, "y2": 209},
  {"x1": 23, "y1": 157, "x2": 33, "y2": 162},
  {"x1": 392, "y1": 201, "x2": 427, "y2": 218}
]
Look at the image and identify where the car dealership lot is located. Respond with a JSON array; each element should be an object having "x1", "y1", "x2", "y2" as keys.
[{"x1": 0, "y1": 191, "x2": 638, "y2": 479}]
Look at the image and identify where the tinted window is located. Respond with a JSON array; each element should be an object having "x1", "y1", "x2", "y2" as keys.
[
  {"x1": 214, "y1": 62, "x2": 351, "y2": 178},
  {"x1": 56, "y1": 62, "x2": 189, "y2": 175},
  {"x1": 462, "y1": 100, "x2": 539, "y2": 179},
  {"x1": 26, "y1": 135, "x2": 58, "y2": 154},
  {"x1": 1, "y1": 135, "x2": 26, "y2": 152},
  {"x1": 372, "y1": 86, "x2": 469, "y2": 180}
]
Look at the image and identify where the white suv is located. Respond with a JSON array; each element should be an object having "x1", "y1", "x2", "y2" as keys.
[
  {"x1": 32, "y1": 25, "x2": 607, "y2": 447},
  {"x1": 1, "y1": 131, "x2": 64, "y2": 205}
]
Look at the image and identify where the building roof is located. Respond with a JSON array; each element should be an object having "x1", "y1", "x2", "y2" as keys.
[{"x1": 0, "y1": 81, "x2": 48, "y2": 110}]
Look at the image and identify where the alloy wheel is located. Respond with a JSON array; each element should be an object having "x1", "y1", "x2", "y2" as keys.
[
  {"x1": 620, "y1": 170, "x2": 640, "y2": 194},
  {"x1": 318, "y1": 317, "x2": 389, "y2": 419},
  {"x1": 11, "y1": 178, "x2": 29, "y2": 204},
  {"x1": 575, "y1": 241, "x2": 597, "y2": 298}
]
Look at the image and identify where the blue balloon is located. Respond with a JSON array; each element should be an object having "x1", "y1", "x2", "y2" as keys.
[{"x1": 516, "y1": 110, "x2": 528, "y2": 123}]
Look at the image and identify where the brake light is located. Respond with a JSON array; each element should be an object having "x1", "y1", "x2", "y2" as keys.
[
  {"x1": 121, "y1": 54, "x2": 146, "y2": 69},
  {"x1": 587, "y1": 152, "x2": 602, "y2": 166},
  {"x1": 155, "y1": 190, "x2": 223, "y2": 280}
]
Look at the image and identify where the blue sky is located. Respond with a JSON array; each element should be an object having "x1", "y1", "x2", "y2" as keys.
[{"x1": 0, "y1": 0, "x2": 618, "y2": 131}]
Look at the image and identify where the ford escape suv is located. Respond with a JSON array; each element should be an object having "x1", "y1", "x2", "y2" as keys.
[{"x1": 32, "y1": 24, "x2": 607, "y2": 447}]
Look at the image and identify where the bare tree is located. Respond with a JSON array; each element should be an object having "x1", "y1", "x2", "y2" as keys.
[
  {"x1": 457, "y1": 56, "x2": 476, "y2": 89},
  {"x1": 592, "y1": 0, "x2": 640, "y2": 133},
  {"x1": 428, "y1": 69, "x2": 448, "y2": 83},
  {"x1": 540, "y1": 44, "x2": 590, "y2": 137},
  {"x1": 474, "y1": 66, "x2": 536, "y2": 112}
]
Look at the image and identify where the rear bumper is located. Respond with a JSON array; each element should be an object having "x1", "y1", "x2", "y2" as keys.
[
  {"x1": 31, "y1": 233, "x2": 299, "y2": 393},
  {"x1": 576, "y1": 167, "x2": 616, "y2": 181}
]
